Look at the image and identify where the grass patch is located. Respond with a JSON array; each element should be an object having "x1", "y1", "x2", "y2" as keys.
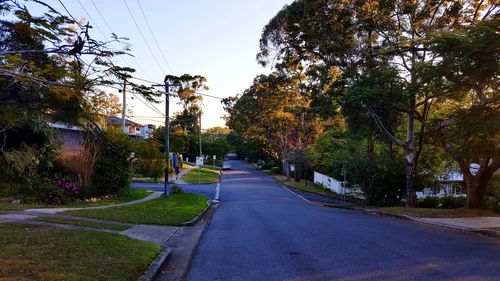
[
  {"x1": 273, "y1": 175, "x2": 340, "y2": 199},
  {"x1": 64, "y1": 193, "x2": 208, "y2": 226},
  {"x1": 30, "y1": 216, "x2": 130, "y2": 231},
  {"x1": 0, "y1": 223, "x2": 160, "y2": 281},
  {"x1": 487, "y1": 227, "x2": 500, "y2": 231},
  {"x1": 377, "y1": 207, "x2": 500, "y2": 218},
  {"x1": 0, "y1": 189, "x2": 151, "y2": 211},
  {"x1": 181, "y1": 168, "x2": 219, "y2": 184}
]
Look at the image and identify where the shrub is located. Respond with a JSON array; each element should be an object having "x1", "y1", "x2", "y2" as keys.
[
  {"x1": 270, "y1": 167, "x2": 280, "y2": 174},
  {"x1": 89, "y1": 128, "x2": 133, "y2": 197},
  {"x1": 419, "y1": 196, "x2": 440, "y2": 208},
  {"x1": 440, "y1": 196, "x2": 466, "y2": 209},
  {"x1": 171, "y1": 185, "x2": 183, "y2": 194}
]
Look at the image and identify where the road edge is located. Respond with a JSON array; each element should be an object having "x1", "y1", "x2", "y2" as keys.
[{"x1": 137, "y1": 245, "x2": 172, "y2": 281}]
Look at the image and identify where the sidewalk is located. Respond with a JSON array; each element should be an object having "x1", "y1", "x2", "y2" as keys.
[{"x1": 363, "y1": 208, "x2": 500, "y2": 239}]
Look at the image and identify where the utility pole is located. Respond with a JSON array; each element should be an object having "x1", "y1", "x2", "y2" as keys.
[
  {"x1": 199, "y1": 111, "x2": 202, "y2": 157},
  {"x1": 152, "y1": 80, "x2": 180, "y2": 200},
  {"x1": 121, "y1": 79, "x2": 127, "y2": 132},
  {"x1": 164, "y1": 82, "x2": 170, "y2": 199}
]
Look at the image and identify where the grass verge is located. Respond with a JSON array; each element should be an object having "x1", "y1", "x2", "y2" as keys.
[
  {"x1": 0, "y1": 223, "x2": 160, "y2": 281},
  {"x1": 272, "y1": 174, "x2": 340, "y2": 199},
  {"x1": 377, "y1": 207, "x2": 500, "y2": 218},
  {"x1": 181, "y1": 168, "x2": 220, "y2": 184},
  {"x1": 64, "y1": 193, "x2": 208, "y2": 226},
  {"x1": 30, "y1": 216, "x2": 130, "y2": 231},
  {"x1": 0, "y1": 189, "x2": 151, "y2": 211}
]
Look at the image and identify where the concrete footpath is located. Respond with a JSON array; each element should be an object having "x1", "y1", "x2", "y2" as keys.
[
  {"x1": 356, "y1": 208, "x2": 500, "y2": 239},
  {"x1": 281, "y1": 185, "x2": 500, "y2": 239}
]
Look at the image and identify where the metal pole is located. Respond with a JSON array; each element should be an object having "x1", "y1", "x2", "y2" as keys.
[
  {"x1": 342, "y1": 161, "x2": 347, "y2": 207},
  {"x1": 164, "y1": 83, "x2": 170, "y2": 200},
  {"x1": 121, "y1": 79, "x2": 127, "y2": 132},
  {"x1": 199, "y1": 112, "x2": 202, "y2": 157}
]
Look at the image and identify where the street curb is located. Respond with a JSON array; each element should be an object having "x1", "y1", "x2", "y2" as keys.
[
  {"x1": 180, "y1": 205, "x2": 217, "y2": 281},
  {"x1": 137, "y1": 245, "x2": 172, "y2": 281},
  {"x1": 356, "y1": 208, "x2": 500, "y2": 240},
  {"x1": 182, "y1": 200, "x2": 211, "y2": 226},
  {"x1": 471, "y1": 229, "x2": 500, "y2": 239},
  {"x1": 356, "y1": 208, "x2": 414, "y2": 221}
]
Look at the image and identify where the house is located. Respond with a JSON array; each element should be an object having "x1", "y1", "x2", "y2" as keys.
[
  {"x1": 107, "y1": 116, "x2": 155, "y2": 139},
  {"x1": 417, "y1": 171, "x2": 466, "y2": 199},
  {"x1": 47, "y1": 121, "x2": 84, "y2": 155}
]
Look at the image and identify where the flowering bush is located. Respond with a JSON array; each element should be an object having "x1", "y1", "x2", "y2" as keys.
[{"x1": 43, "y1": 177, "x2": 79, "y2": 195}]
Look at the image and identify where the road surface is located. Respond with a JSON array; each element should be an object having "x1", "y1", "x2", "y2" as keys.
[{"x1": 186, "y1": 160, "x2": 500, "y2": 281}]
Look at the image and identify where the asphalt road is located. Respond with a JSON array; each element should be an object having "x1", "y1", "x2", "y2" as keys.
[
  {"x1": 186, "y1": 160, "x2": 500, "y2": 281},
  {"x1": 132, "y1": 182, "x2": 217, "y2": 199}
]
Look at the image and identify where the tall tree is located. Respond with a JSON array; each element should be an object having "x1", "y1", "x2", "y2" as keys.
[
  {"x1": 258, "y1": 0, "x2": 498, "y2": 206},
  {"x1": 426, "y1": 19, "x2": 500, "y2": 208}
]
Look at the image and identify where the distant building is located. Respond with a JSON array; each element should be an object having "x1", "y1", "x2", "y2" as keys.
[
  {"x1": 107, "y1": 116, "x2": 155, "y2": 139},
  {"x1": 140, "y1": 124, "x2": 156, "y2": 139},
  {"x1": 417, "y1": 171, "x2": 465, "y2": 199}
]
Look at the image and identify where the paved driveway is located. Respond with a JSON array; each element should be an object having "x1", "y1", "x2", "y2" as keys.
[{"x1": 186, "y1": 160, "x2": 500, "y2": 281}]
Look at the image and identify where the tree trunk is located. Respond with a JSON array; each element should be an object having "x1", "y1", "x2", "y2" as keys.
[
  {"x1": 405, "y1": 156, "x2": 417, "y2": 207},
  {"x1": 294, "y1": 165, "x2": 300, "y2": 182},
  {"x1": 461, "y1": 162, "x2": 495, "y2": 209}
]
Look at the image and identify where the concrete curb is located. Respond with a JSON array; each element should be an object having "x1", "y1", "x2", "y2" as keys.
[
  {"x1": 356, "y1": 208, "x2": 500, "y2": 240},
  {"x1": 136, "y1": 245, "x2": 172, "y2": 281},
  {"x1": 182, "y1": 200, "x2": 211, "y2": 226},
  {"x1": 137, "y1": 246, "x2": 172, "y2": 281},
  {"x1": 180, "y1": 206, "x2": 217, "y2": 281},
  {"x1": 471, "y1": 229, "x2": 500, "y2": 239}
]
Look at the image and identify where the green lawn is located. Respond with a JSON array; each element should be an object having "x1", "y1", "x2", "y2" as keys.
[
  {"x1": 0, "y1": 189, "x2": 151, "y2": 211},
  {"x1": 181, "y1": 168, "x2": 220, "y2": 184},
  {"x1": 273, "y1": 175, "x2": 340, "y2": 199},
  {"x1": 377, "y1": 207, "x2": 500, "y2": 218},
  {"x1": 31, "y1": 216, "x2": 130, "y2": 231},
  {"x1": 0, "y1": 223, "x2": 160, "y2": 281},
  {"x1": 64, "y1": 193, "x2": 208, "y2": 226},
  {"x1": 487, "y1": 227, "x2": 500, "y2": 231}
]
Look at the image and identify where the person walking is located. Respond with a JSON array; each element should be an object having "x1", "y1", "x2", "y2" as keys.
[{"x1": 172, "y1": 153, "x2": 180, "y2": 180}]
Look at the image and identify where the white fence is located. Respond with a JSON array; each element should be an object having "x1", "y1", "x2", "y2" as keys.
[
  {"x1": 314, "y1": 171, "x2": 343, "y2": 194},
  {"x1": 314, "y1": 171, "x2": 365, "y2": 199}
]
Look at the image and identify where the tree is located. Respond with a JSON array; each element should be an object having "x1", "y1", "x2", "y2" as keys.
[
  {"x1": 0, "y1": 0, "x2": 157, "y2": 200},
  {"x1": 426, "y1": 19, "x2": 500, "y2": 208},
  {"x1": 87, "y1": 91, "x2": 122, "y2": 125},
  {"x1": 223, "y1": 72, "x2": 323, "y2": 180},
  {"x1": 258, "y1": 0, "x2": 498, "y2": 206}
]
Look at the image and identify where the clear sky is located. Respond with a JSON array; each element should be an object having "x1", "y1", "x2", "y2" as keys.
[{"x1": 36, "y1": 0, "x2": 293, "y2": 129}]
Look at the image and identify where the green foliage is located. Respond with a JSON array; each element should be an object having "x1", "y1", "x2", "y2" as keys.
[
  {"x1": 270, "y1": 167, "x2": 281, "y2": 174},
  {"x1": 89, "y1": 128, "x2": 133, "y2": 197},
  {"x1": 418, "y1": 196, "x2": 466, "y2": 209},
  {"x1": 418, "y1": 197, "x2": 440, "y2": 208},
  {"x1": 312, "y1": 129, "x2": 407, "y2": 206}
]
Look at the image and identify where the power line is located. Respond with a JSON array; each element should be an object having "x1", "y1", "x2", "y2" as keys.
[
  {"x1": 57, "y1": 0, "x2": 82, "y2": 27},
  {"x1": 85, "y1": 0, "x2": 157, "y2": 82},
  {"x1": 122, "y1": 0, "x2": 167, "y2": 74},
  {"x1": 135, "y1": 0, "x2": 174, "y2": 74},
  {"x1": 130, "y1": 91, "x2": 165, "y2": 116}
]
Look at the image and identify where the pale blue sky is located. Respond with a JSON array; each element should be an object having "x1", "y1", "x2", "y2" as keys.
[{"x1": 35, "y1": 0, "x2": 293, "y2": 128}]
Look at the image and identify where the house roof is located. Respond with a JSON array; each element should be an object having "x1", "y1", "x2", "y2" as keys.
[{"x1": 107, "y1": 116, "x2": 143, "y2": 127}]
